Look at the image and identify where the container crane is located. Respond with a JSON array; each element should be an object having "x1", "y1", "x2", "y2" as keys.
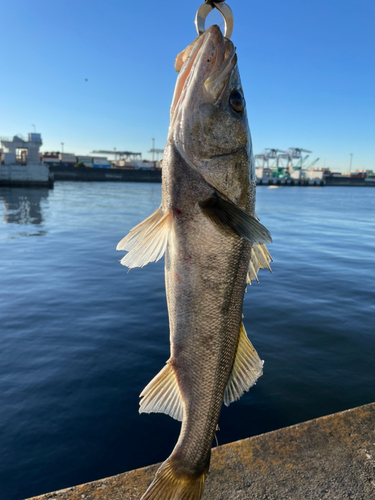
[
  {"x1": 254, "y1": 152, "x2": 269, "y2": 168},
  {"x1": 148, "y1": 138, "x2": 164, "y2": 162},
  {"x1": 307, "y1": 158, "x2": 320, "y2": 169},
  {"x1": 91, "y1": 150, "x2": 142, "y2": 160},
  {"x1": 288, "y1": 148, "x2": 312, "y2": 168}
]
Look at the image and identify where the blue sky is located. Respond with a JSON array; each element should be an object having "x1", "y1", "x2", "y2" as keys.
[{"x1": 1, "y1": 0, "x2": 374, "y2": 171}]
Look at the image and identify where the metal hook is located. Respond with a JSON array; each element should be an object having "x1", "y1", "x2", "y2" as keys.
[{"x1": 195, "y1": 1, "x2": 234, "y2": 40}]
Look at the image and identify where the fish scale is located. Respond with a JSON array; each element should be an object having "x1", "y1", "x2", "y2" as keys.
[{"x1": 165, "y1": 159, "x2": 252, "y2": 476}]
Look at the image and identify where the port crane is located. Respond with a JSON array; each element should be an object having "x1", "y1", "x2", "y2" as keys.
[
  {"x1": 254, "y1": 152, "x2": 269, "y2": 168},
  {"x1": 148, "y1": 138, "x2": 164, "y2": 162},
  {"x1": 91, "y1": 150, "x2": 142, "y2": 160},
  {"x1": 307, "y1": 158, "x2": 320, "y2": 169},
  {"x1": 288, "y1": 148, "x2": 312, "y2": 168},
  {"x1": 254, "y1": 149, "x2": 288, "y2": 168},
  {"x1": 255, "y1": 147, "x2": 318, "y2": 179}
]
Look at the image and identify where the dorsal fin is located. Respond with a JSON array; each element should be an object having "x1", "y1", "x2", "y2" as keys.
[
  {"x1": 224, "y1": 322, "x2": 263, "y2": 406},
  {"x1": 117, "y1": 207, "x2": 173, "y2": 269},
  {"x1": 139, "y1": 362, "x2": 184, "y2": 421}
]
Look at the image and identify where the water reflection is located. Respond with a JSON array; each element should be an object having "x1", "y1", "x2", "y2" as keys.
[{"x1": 0, "y1": 187, "x2": 49, "y2": 233}]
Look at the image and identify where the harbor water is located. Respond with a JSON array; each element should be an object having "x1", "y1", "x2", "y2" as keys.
[{"x1": 0, "y1": 182, "x2": 374, "y2": 500}]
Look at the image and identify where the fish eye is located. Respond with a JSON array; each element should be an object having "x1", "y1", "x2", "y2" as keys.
[{"x1": 229, "y1": 89, "x2": 245, "y2": 114}]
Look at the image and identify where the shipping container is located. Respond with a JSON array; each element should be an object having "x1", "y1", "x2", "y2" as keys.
[
  {"x1": 62, "y1": 162, "x2": 76, "y2": 167},
  {"x1": 48, "y1": 162, "x2": 77, "y2": 167},
  {"x1": 76, "y1": 156, "x2": 93, "y2": 163},
  {"x1": 93, "y1": 164, "x2": 111, "y2": 168},
  {"x1": 93, "y1": 157, "x2": 109, "y2": 164},
  {"x1": 59, "y1": 153, "x2": 76, "y2": 162},
  {"x1": 43, "y1": 158, "x2": 60, "y2": 165}
]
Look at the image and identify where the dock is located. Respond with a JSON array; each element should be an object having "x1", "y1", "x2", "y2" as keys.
[
  {"x1": 49, "y1": 166, "x2": 375, "y2": 186},
  {"x1": 26, "y1": 402, "x2": 375, "y2": 500}
]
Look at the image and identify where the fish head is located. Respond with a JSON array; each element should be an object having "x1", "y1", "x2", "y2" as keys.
[{"x1": 169, "y1": 25, "x2": 254, "y2": 202}]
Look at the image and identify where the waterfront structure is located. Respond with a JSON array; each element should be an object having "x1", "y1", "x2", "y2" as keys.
[
  {"x1": 0, "y1": 133, "x2": 52, "y2": 187},
  {"x1": 255, "y1": 167, "x2": 273, "y2": 183},
  {"x1": 255, "y1": 147, "x2": 324, "y2": 185}
]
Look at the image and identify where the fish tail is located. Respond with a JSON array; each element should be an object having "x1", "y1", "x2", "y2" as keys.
[{"x1": 141, "y1": 458, "x2": 207, "y2": 500}]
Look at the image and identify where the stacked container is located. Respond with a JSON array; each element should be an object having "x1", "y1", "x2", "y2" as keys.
[
  {"x1": 76, "y1": 156, "x2": 94, "y2": 168},
  {"x1": 93, "y1": 157, "x2": 111, "y2": 168},
  {"x1": 57, "y1": 153, "x2": 76, "y2": 167}
]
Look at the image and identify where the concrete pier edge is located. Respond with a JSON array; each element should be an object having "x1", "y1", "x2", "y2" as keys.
[{"x1": 26, "y1": 402, "x2": 375, "y2": 500}]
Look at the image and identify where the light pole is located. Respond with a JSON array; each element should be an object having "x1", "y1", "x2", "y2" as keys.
[
  {"x1": 61, "y1": 142, "x2": 64, "y2": 153},
  {"x1": 32, "y1": 124, "x2": 36, "y2": 133},
  {"x1": 349, "y1": 153, "x2": 353, "y2": 176}
]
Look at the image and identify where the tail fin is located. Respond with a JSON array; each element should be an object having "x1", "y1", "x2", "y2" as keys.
[{"x1": 141, "y1": 458, "x2": 207, "y2": 500}]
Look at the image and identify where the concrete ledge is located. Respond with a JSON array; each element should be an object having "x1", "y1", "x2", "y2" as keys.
[{"x1": 27, "y1": 402, "x2": 375, "y2": 500}]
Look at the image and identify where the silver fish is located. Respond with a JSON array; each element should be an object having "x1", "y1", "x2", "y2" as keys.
[{"x1": 117, "y1": 25, "x2": 272, "y2": 500}]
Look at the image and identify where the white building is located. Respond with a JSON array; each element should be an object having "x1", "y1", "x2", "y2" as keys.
[
  {"x1": 0, "y1": 133, "x2": 52, "y2": 187},
  {"x1": 306, "y1": 168, "x2": 325, "y2": 184},
  {"x1": 256, "y1": 167, "x2": 273, "y2": 183}
]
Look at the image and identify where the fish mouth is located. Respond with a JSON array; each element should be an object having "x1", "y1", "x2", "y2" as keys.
[
  {"x1": 171, "y1": 25, "x2": 237, "y2": 118},
  {"x1": 204, "y1": 147, "x2": 247, "y2": 162}
]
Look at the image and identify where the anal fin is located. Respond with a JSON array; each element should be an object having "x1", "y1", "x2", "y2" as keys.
[
  {"x1": 139, "y1": 362, "x2": 184, "y2": 421},
  {"x1": 117, "y1": 207, "x2": 172, "y2": 269},
  {"x1": 224, "y1": 322, "x2": 263, "y2": 407},
  {"x1": 247, "y1": 242, "x2": 273, "y2": 285}
]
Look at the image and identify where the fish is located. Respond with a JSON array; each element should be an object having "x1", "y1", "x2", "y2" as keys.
[{"x1": 117, "y1": 24, "x2": 272, "y2": 500}]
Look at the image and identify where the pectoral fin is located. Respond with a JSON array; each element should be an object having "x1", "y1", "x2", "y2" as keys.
[
  {"x1": 117, "y1": 207, "x2": 172, "y2": 269},
  {"x1": 199, "y1": 194, "x2": 272, "y2": 244},
  {"x1": 247, "y1": 242, "x2": 273, "y2": 284},
  {"x1": 139, "y1": 362, "x2": 183, "y2": 421},
  {"x1": 224, "y1": 322, "x2": 263, "y2": 406}
]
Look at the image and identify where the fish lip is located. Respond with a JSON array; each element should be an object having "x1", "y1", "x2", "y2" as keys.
[
  {"x1": 205, "y1": 44, "x2": 237, "y2": 103},
  {"x1": 170, "y1": 36, "x2": 206, "y2": 118},
  {"x1": 170, "y1": 26, "x2": 227, "y2": 120}
]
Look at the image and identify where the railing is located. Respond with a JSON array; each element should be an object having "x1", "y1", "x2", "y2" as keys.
[{"x1": 0, "y1": 135, "x2": 27, "y2": 143}]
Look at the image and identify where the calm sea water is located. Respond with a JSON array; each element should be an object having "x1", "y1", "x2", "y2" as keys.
[{"x1": 0, "y1": 182, "x2": 374, "y2": 500}]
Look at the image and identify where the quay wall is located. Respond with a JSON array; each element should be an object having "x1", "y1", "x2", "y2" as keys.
[
  {"x1": 0, "y1": 163, "x2": 52, "y2": 188},
  {"x1": 259, "y1": 177, "x2": 375, "y2": 187},
  {"x1": 50, "y1": 166, "x2": 162, "y2": 183},
  {"x1": 325, "y1": 176, "x2": 374, "y2": 187}
]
